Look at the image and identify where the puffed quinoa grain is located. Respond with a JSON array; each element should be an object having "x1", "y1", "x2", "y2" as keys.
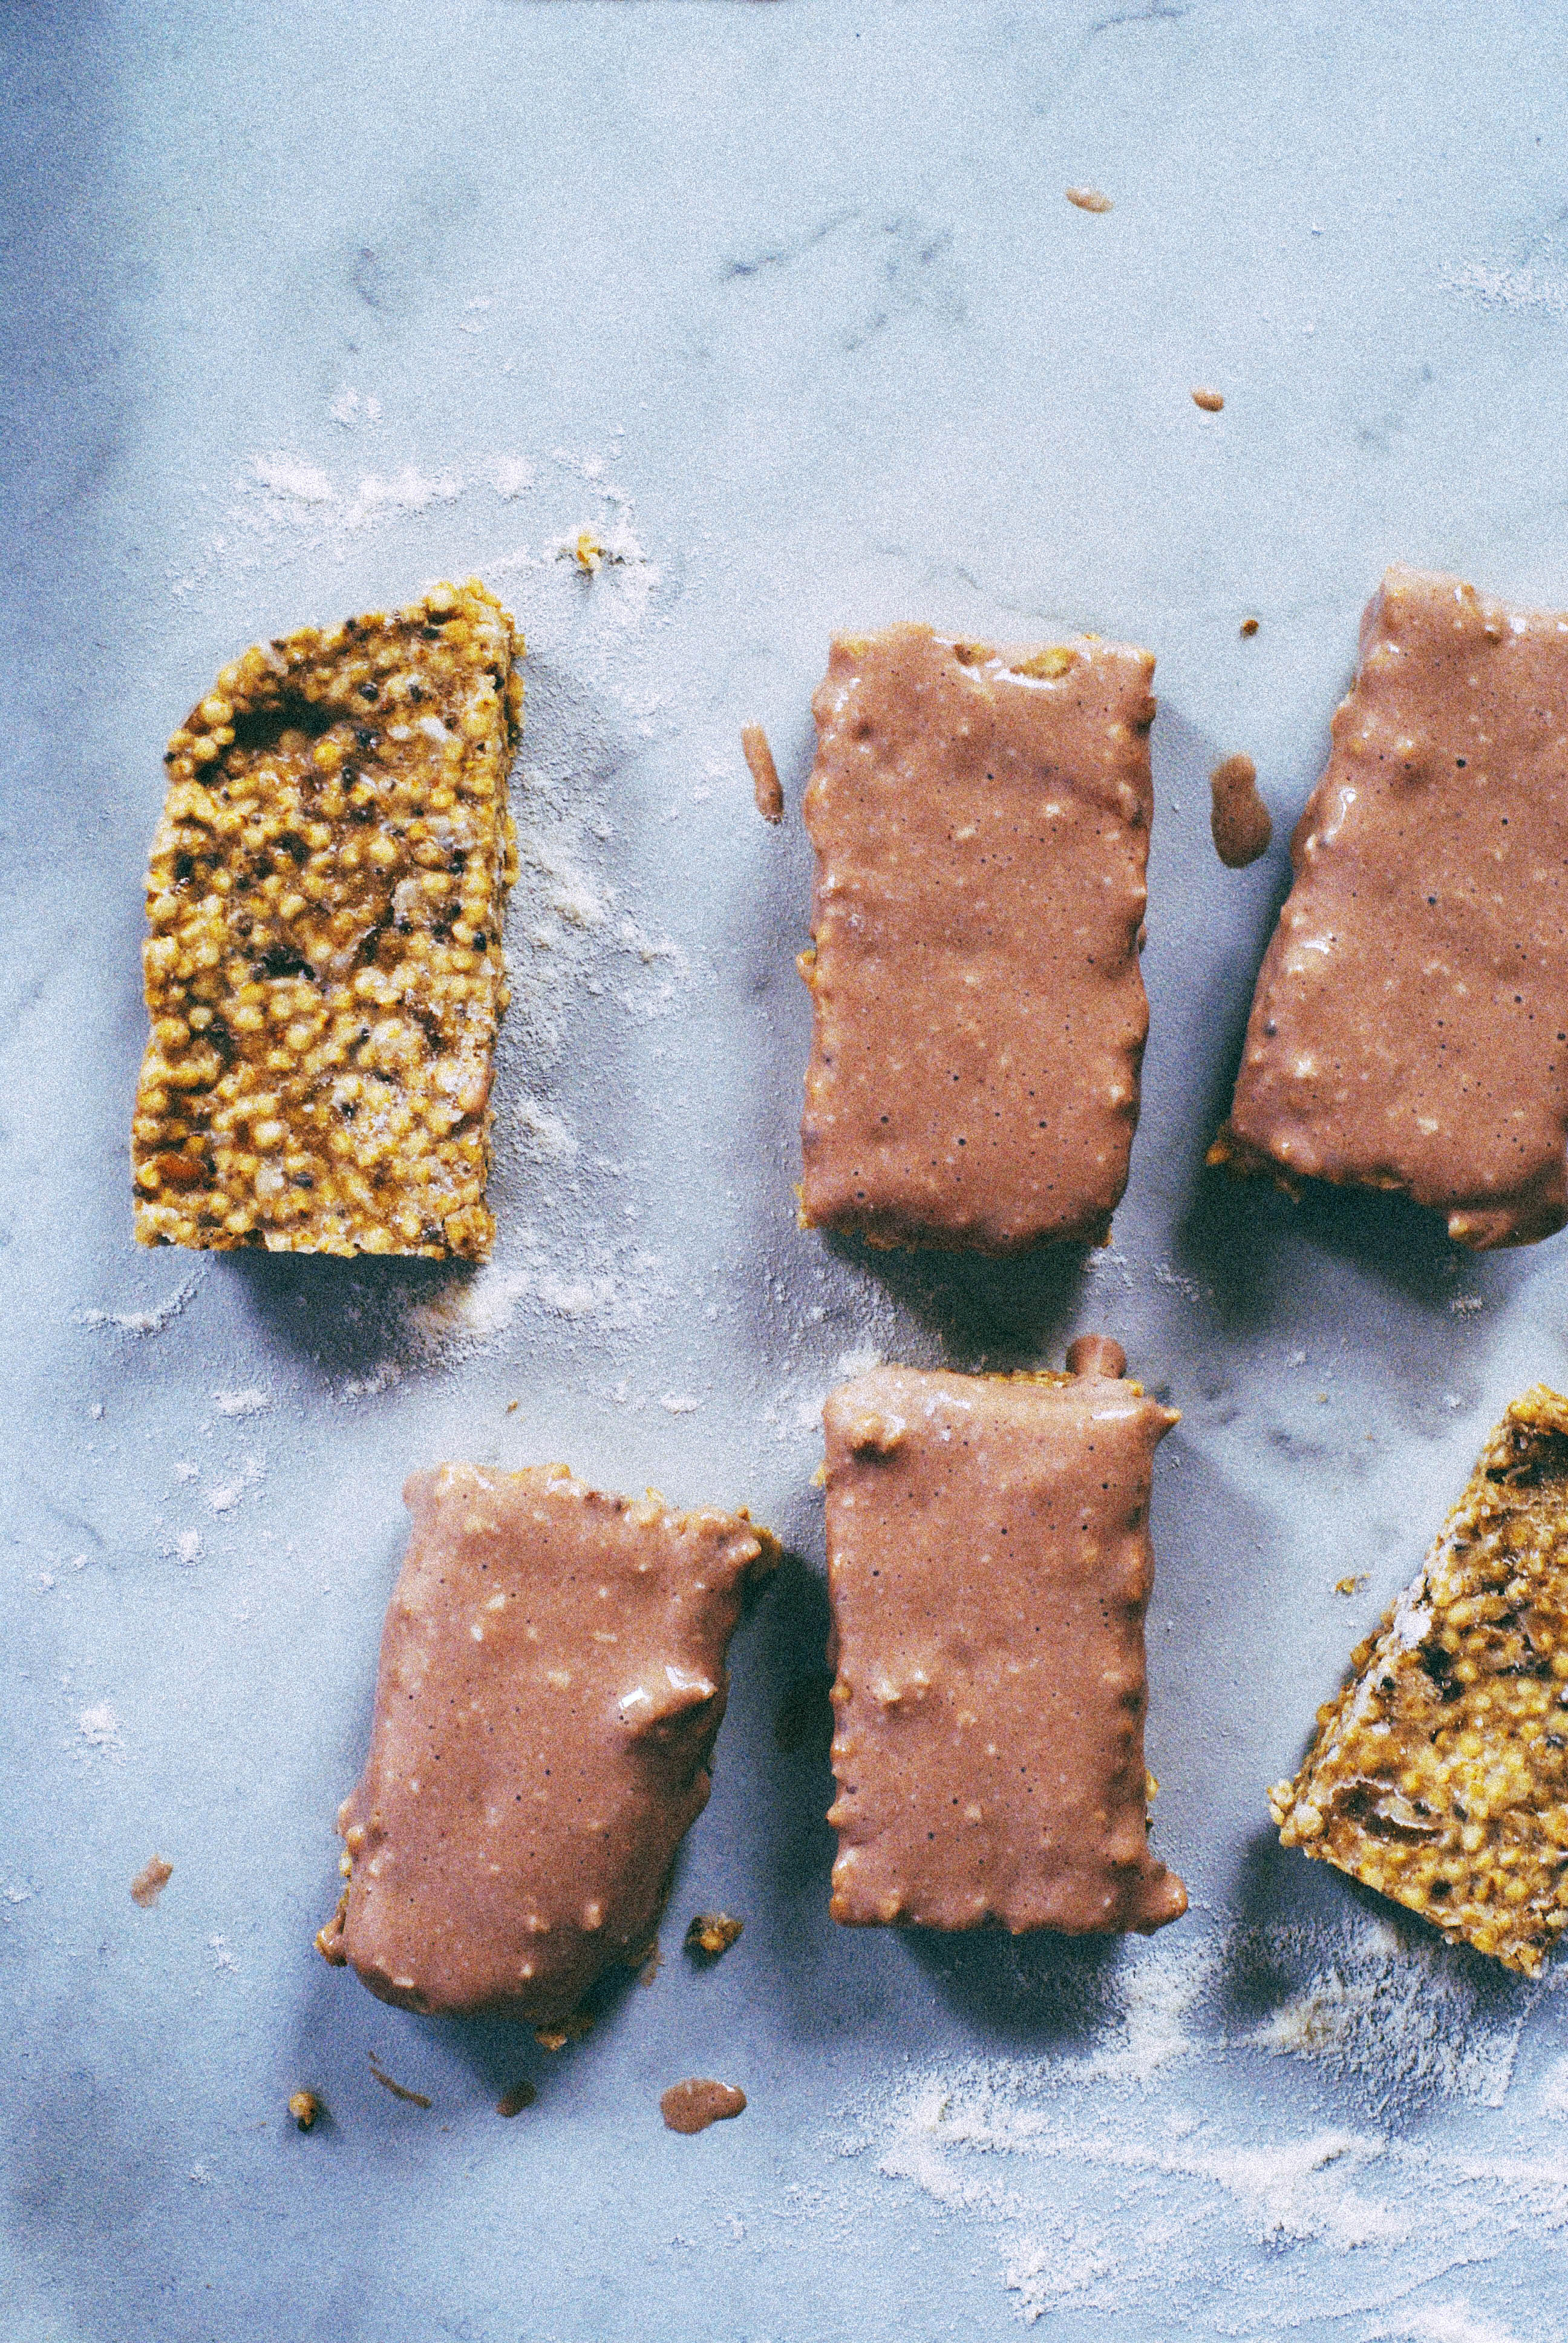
[
  {"x1": 131, "y1": 580, "x2": 522, "y2": 1259},
  {"x1": 1268, "y1": 1384, "x2": 1568, "y2": 1976}
]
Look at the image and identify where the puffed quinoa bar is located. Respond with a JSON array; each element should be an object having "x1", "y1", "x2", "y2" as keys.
[
  {"x1": 1269, "y1": 1385, "x2": 1568, "y2": 1976},
  {"x1": 131, "y1": 579, "x2": 521, "y2": 1258}
]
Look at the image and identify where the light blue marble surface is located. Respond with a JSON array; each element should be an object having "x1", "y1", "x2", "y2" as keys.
[{"x1": 6, "y1": 4, "x2": 1568, "y2": 2337}]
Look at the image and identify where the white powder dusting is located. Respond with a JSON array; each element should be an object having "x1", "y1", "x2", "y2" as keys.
[
  {"x1": 514, "y1": 1097, "x2": 578, "y2": 1165},
  {"x1": 403, "y1": 1238, "x2": 650, "y2": 1361},
  {"x1": 250, "y1": 454, "x2": 335, "y2": 505},
  {"x1": 77, "y1": 1704, "x2": 123, "y2": 1758},
  {"x1": 491, "y1": 456, "x2": 536, "y2": 498},
  {"x1": 207, "y1": 1935, "x2": 238, "y2": 1975},
  {"x1": 1242, "y1": 1916, "x2": 1530, "y2": 2110},
  {"x1": 836, "y1": 1345, "x2": 883, "y2": 1379},
  {"x1": 213, "y1": 1389, "x2": 271, "y2": 1418},
  {"x1": 1365, "y1": 2305, "x2": 1529, "y2": 2343},
  {"x1": 1442, "y1": 259, "x2": 1568, "y2": 318},
  {"x1": 74, "y1": 1277, "x2": 200, "y2": 1336},
  {"x1": 660, "y1": 1392, "x2": 700, "y2": 1415},
  {"x1": 337, "y1": 1362, "x2": 403, "y2": 1403},
  {"x1": 175, "y1": 1529, "x2": 203, "y2": 1564},
  {"x1": 840, "y1": 1914, "x2": 1556, "y2": 2333},
  {"x1": 1537, "y1": 2054, "x2": 1568, "y2": 2115},
  {"x1": 206, "y1": 1457, "x2": 262, "y2": 1516}
]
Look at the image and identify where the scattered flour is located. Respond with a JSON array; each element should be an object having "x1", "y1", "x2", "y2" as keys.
[
  {"x1": 403, "y1": 1229, "x2": 655, "y2": 1362},
  {"x1": 1365, "y1": 2305, "x2": 1529, "y2": 2343},
  {"x1": 207, "y1": 1935, "x2": 238, "y2": 1975},
  {"x1": 1442, "y1": 259, "x2": 1568, "y2": 318},
  {"x1": 844, "y1": 1913, "x2": 1556, "y2": 2334},
  {"x1": 77, "y1": 1704, "x2": 124, "y2": 1758},
  {"x1": 206, "y1": 1457, "x2": 263, "y2": 1516},
  {"x1": 337, "y1": 1362, "x2": 403, "y2": 1403},
  {"x1": 74, "y1": 1277, "x2": 200, "y2": 1336},
  {"x1": 514, "y1": 1096, "x2": 578, "y2": 1165},
  {"x1": 660, "y1": 1392, "x2": 700, "y2": 1415},
  {"x1": 212, "y1": 1389, "x2": 271, "y2": 1419},
  {"x1": 1241, "y1": 1916, "x2": 1530, "y2": 2111},
  {"x1": 175, "y1": 1529, "x2": 203, "y2": 1564}
]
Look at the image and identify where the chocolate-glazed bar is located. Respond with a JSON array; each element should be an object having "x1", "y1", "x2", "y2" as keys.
[
  {"x1": 799, "y1": 624, "x2": 1157, "y2": 1253},
  {"x1": 822, "y1": 1340, "x2": 1187, "y2": 1935},
  {"x1": 1269, "y1": 1385, "x2": 1568, "y2": 1976},
  {"x1": 1213, "y1": 565, "x2": 1568, "y2": 1248},
  {"x1": 319, "y1": 1465, "x2": 778, "y2": 2023}
]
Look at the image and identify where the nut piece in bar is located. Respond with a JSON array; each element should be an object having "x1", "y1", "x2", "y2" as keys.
[
  {"x1": 1212, "y1": 566, "x2": 1568, "y2": 1249},
  {"x1": 823, "y1": 1345, "x2": 1186, "y2": 1935},
  {"x1": 1269, "y1": 1384, "x2": 1568, "y2": 1976},
  {"x1": 799, "y1": 624, "x2": 1157, "y2": 1254},
  {"x1": 131, "y1": 578, "x2": 523, "y2": 1259},
  {"x1": 322, "y1": 1464, "x2": 779, "y2": 2024}
]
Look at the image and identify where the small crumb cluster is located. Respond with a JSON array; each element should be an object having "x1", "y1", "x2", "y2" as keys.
[
  {"x1": 129, "y1": 1855, "x2": 173, "y2": 1909},
  {"x1": 684, "y1": 1910, "x2": 743, "y2": 1960},
  {"x1": 1270, "y1": 1386, "x2": 1568, "y2": 1975},
  {"x1": 131, "y1": 580, "x2": 522, "y2": 1260}
]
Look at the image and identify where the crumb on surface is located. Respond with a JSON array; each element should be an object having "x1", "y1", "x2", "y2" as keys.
[
  {"x1": 316, "y1": 1887, "x2": 349, "y2": 1964},
  {"x1": 1334, "y1": 1575, "x2": 1369, "y2": 1596},
  {"x1": 659, "y1": 2078, "x2": 747, "y2": 2134},
  {"x1": 368, "y1": 2054, "x2": 432, "y2": 2108},
  {"x1": 1192, "y1": 387, "x2": 1225, "y2": 411},
  {"x1": 131, "y1": 578, "x2": 521, "y2": 1262},
  {"x1": 1270, "y1": 1385, "x2": 1568, "y2": 1975},
  {"x1": 573, "y1": 529, "x2": 604, "y2": 573},
  {"x1": 130, "y1": 1855, "x2": 173, "y2": 1909},
  {"x1": 496, "y1": 2080, "x2": 537, "y2": 2117},
  {"x1": 1065, "y1": 186, "x2": 1114, "y2": 212},
  {"x1": 742, "y1": 723, "x2": 784, "y2": 823},
  {"x1": 684, "y1": 1911, "x2": 743, "y2": 1961},
  {"x1": 1240, "y1": 616, "x2": 1259, "y2": 637},
  {"x1": 288, "y1": 2089, "x2": 320, "y2": 2131},
  {"x1": 1209, "y1": 753, "x2": 1272, "y2": 870},
  {"x1": 534, "y1": 2006, "x2": 595, "y2": 2052}
]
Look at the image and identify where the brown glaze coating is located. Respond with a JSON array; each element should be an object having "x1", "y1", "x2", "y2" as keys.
[
  {"x1": 327, "y1": 1465, "x2": 778, "y2": 2024},
  {"x1": 800, "y1": 624, "x2": 1157, "y2": 1254},
  {"x1": 1209, "y1": 753, "x2": 1272, "y2": 869},
  {"x1": 823, "y1": 1357, "x2": 1187, "y2": 1936},
  {"x1": 1220, "y1": 567, "x2": 1568, "y2": 1247},
  {"x1": 660, "y1": 2079, "x2": 746, "y2": 2134}
]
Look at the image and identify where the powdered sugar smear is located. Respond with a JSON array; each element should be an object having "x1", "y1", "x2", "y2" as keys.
[
  {"x1": 212, "y1": 1388, "x2": 270, "y2": 1419},
  {"x1": 1241, "y1": 1915, "x2": 1531, "y2": 2112},
  {"x1": 74, "y1": 1276, "x2": 200, "y2": 1337},
  {"x1": 402, "y1": 1227, "x2": 666, "y2": 1363},
  {"x1": 1442, "y1": 258, "x2": 1568, "y2": 318},
  {"x1": 171, "y1": 443, "x2": 661, "y2": 642},
  {"x1": 840, "y1": 1915, "x2": 1560, "y2": 2335},
  {"x1": 1366, "y1": 2306, "x2": 1532, "y2": 2343}
]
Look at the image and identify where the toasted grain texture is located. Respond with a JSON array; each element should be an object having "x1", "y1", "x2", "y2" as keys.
[
  {"x1": 131, "y1": 578, "x2": 521, "y2": 1259},
  {"x1": 1270, "y1": 1386, "x2": 1568, "y2": 1975}
]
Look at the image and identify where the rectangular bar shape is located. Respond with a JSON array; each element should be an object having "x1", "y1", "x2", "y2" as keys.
[
  {"x1": 1269, "y1": 1386, "x2": 1568, "y2": 1976},
  {"x1": 322, "y1": 1464, "x2": 779, "y2": 2024},
  {"x1": 1217, "y1": 565, "x2": 1568, "y2": 1248},
  {"x1": 823, "y1": 1354, "x2": 1186, "y2": 1936},
  {"x1": 800, "y1": 624, "x2": 1157, "y2": 1253},
  {"x1": 131, "y1": 578, "x2": 521, "y2": 1259}
]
